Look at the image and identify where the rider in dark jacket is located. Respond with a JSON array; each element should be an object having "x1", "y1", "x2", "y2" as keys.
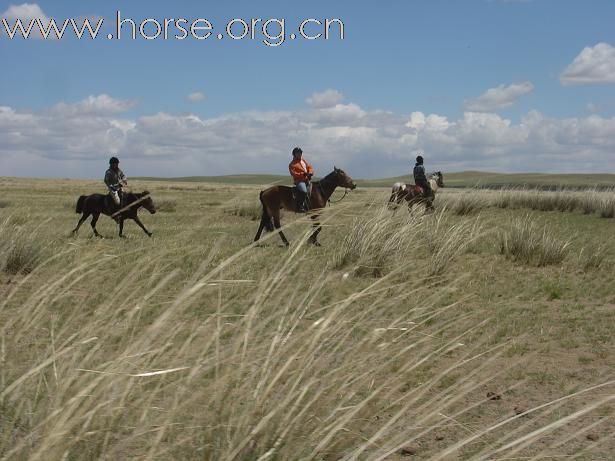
[
  {"x1": 413, "y1": 155, "x2": 432, "y2": 198},
  {"x1": 105, "y1": 156, "x2": 128, "y2": 208}
]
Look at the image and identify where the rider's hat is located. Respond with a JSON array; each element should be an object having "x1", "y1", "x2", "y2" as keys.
[
  {"x1": 109, "y1": 156, "x2": 119, "y2": 165},
  {"x1": 416, "y1": 155, "x2": 424, "y2": 164},
  {"x1": 292, "y1": 147, "x2": 303, "y2": 156}
]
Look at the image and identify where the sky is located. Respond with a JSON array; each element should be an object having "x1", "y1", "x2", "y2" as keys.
[{"x1": 1, "y1": 0, "x2": 615, "y2": 179}]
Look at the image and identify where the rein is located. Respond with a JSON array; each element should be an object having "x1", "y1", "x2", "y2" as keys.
[
  {"x1": 317, "y1": 174, "x2": 351, "y2": 205},
  {"x1": 328, "y1": 188, "x2": 350, "y2": 204}
]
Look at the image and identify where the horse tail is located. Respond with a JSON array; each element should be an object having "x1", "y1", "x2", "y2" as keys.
[
  {"x1": 260, "y1": 191, "x2": 274, "y2": 232},
  {"x1": 76, "y1": 195, "x2": 87, "y2": 214}
]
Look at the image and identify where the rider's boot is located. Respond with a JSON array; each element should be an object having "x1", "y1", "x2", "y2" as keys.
[{"x1": 296, "y1": 190, "x2": 307, "y2": 213}]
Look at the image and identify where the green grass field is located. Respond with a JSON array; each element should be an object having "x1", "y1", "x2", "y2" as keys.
[
  {"x1": 135, "y1": 171, "x2": 615, "y2": 189},
  {"x1": 1, "y1": 176, "x2": 614, "y2": 460}
]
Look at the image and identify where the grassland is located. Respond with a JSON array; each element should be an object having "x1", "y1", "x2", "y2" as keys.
[
  {"x1": 135, "y1": 171, "x2": 615, "y2": 189},
  {"x1": 1, "y1": 176, "x2": 614, "y2": 460}
]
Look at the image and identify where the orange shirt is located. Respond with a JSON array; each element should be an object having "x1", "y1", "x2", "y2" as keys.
[{"x1": 289, "y1": 158, "x2": 314, "y2": 182}]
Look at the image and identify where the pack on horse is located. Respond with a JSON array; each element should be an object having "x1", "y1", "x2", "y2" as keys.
[
  {"x1": 388, "y1": 172, "x2": 444, "y2": 210},
  {"x1": 254, "y1": 167, "x2": 356, "y2": 246},
  {"x1": 72, "y1": 188, "x2": 156, "y2": 238}
]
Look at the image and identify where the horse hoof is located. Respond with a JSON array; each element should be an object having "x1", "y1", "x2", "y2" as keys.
[{"x1": 147, "y1": 232, "x2": 152, "y2": 237}]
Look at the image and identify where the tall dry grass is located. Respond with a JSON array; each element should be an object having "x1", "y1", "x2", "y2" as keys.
[
  {"x1": 333, "y1": 205, "x2": 426, "y2": 276},
  {"x1": 0, "y1": 217, "x2": 47, "y2": 274},
  {"x1": 443, "y1": 191, "x2": 490, "y2": 216},
  {"x1": 498, "y1": 214, "x2": 571, "y2": 266},
  {"x1": 334, "y1": 205, "x2": 483, "y2": 277},
  {"x1": 439, "y1": 187, "x2": 615, "y2": 220},
  {"x1": 224, "y1": 199, "x2": 262, "y2": 221},
  {"x1": 1, "y1": 197, "x2": 614, "y2": 460},
  {"x1": 0, "y1": 227, "x2": 508, "y2": 460},
  {"x1": 493, "y1": 187, "x2": 615, "y2": 218}
]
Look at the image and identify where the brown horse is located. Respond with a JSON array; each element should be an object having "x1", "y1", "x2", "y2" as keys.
[
  {"x1": 254, "y1": 167, "x2": 356, "y2": 246},
  {"x1": 388, "y1": 172, "x2": 444, "y2": 210},
  {"x1": 72, "y1": 190, "x2": 156, "y2": 238}
]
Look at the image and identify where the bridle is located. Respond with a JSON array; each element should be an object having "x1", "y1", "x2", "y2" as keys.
[
  {"x1": 317, "y1": 171, "x2": 353, "y2": 205},
  {"x1": 328, "y1": 188, "x2": 350, "y2": 204}
]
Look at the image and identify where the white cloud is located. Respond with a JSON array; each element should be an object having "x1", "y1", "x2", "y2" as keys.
[
  {"x1": 304, "y1": 103, "x2": 366, "y2": 126},
  {"x1": 187, "y1": 92, "x2": 205, "y2": 103},
  {"x1": 2, "y1": 93, "x2": 615, "y2": 178},
  {"x1": 1, "y1": 4, "x2": 103, "y2": 40},
  {"x1": 561, "y1": 43, "x2": 615, "y2": 85},
  {"x1": 463, "y1": 82, "x2": 534, "y2": 112},
  {"x1": 51, "y1": 94, "x2": 137, "y2": 117},
  {"x1": 1, "y1": 3, "x2": 49, "y2": 39},
  {"x1": 585, "y1": 103, "x2": 599, "y2": 114},
  {"x1": 406, "y1": 112, "x2": 450, "y2": 131},
  {"x1": 1, "y1": 3, "x2": 48, "y2": 22},
  {"x1": 306, "y1": 89, "x2": 344, "y2": 109}
]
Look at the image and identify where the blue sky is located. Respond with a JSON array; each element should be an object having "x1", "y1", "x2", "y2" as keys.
[{"x1": 1, "y1": 0, "x2": 615, "y2": 178}]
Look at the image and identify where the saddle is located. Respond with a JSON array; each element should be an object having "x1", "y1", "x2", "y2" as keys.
[
  {"x1": 401, "y1": 184, "x2": 425, "y2": 195},
  {"x1": 105, "y1": 191, "x2": 124, "y2": 219},
  {"x1": 410, "y1": 185, "x2": 424, "y2": 195},
  {"x1": 292, "y1": 183, "x2": 312, "y2": 211},
  {"x1": 292, "y1": 183, "x2": 313, "y2": 198}
]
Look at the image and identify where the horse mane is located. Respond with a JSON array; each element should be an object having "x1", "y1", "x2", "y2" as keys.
[
  {"x1": 134, "y1": 190, "x2": 150, "y2": 197},
  {"x1": 317, "y1": 170, "x2": 337, "y2": 185}
]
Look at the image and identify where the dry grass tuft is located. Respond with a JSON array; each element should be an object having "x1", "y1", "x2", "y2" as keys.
[
  {"x1": 421, "y1": 209, "x2": 484, "y2": 276},
  {"x1": 598, "y1": 196, "x2": 615, "y2": 218},
  {"x1": 498, "y1": 215, "x2": 571, "y2": 266},
  {"x1": 579, "y1": 244, "x2": 608, "y2": 271},
  {"x1": 447, "y1": 192, "x2": 489, "y2": 215},
  {"x1": 333, "y1": 205, "x2": 425, "y2": 277},
  {"x1": 224, "y1": 199, "x2": 262, "y2": 221},
  {"x1": 0, "y1": 218, "x2": 45, "y2": 274}
]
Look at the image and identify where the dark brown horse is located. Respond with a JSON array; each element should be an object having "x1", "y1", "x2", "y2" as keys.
[
  {"x1": 254, "y1": 167, "x2": 356, "y2": 246},
  {"x1": 72, "y1": 190, "x2": 156, "y2": 238},
  {"x1": 388, "y1": 172, "x2": 445, "y2": 210}
]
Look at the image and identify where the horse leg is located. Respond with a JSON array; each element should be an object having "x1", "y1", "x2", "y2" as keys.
[
  {"x1": 91, "y1": 213, "x2": 102, "y2": 238},
  {"x1": 118, "y1": 217, "x2": 125, "y2": 237},
  {"x1": 309, "y1": 215, "x2": 322, "y2": 246},
  {"x1": 272, "y1": 213, "x2": 289, "y2": 247},
  {"x1": 132, "y1": 216, "x2": 152, "y2": 237},
  {"x1": 387, "y1": 193, "x2": 398, "y2": 209},
  {"x1": 254, "y1": 217, "x2": 266, "y2": 242},
  {"x1": 72, "y1": 212, "x2": 90, "y2": 235}
]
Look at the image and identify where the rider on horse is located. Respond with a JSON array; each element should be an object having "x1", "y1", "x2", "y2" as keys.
[
  {"x1": 413, "y1": 154, "x2": 432, "y2": 199},
  {"x1": 105, "y1": 156, "x2": 128, "y2": 209},
  {"x1": 289, "y1": 147, "x2": 314, "y2": 213}
]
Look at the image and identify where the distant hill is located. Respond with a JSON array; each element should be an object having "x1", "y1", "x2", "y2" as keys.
[{"x1": 134, "y1": 172, "x2": 615, "y2": 189}]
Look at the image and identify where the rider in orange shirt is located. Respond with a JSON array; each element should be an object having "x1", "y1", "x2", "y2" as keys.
[{"x1": 288, "y1": 147, "x2": 314, "y2": 212}]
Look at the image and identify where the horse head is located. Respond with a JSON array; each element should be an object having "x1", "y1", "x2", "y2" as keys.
[
  {"x1": 139, "y1": 191, "x2": 157, "y2": 214},
  {"x1": 333, "y1": 166, "x2": 357, "y2": 190},
  {"x1": 431, "y1": 171, "x2": 445, "y2": 188}
]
